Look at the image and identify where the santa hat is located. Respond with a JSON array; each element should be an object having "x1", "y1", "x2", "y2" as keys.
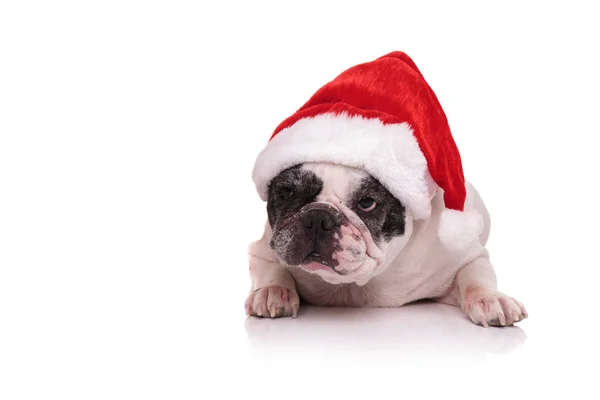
[{"x1": 252, "y1": 51, "x2": 483, "y2": 252}]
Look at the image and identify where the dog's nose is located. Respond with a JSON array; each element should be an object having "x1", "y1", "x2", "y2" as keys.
[{"x1": 301, "y1": 209, "x2": 337, "y2": 231}]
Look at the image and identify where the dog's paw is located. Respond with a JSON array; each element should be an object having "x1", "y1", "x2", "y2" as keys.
[
  {"x1": 463, "y1": 287, "x2": 528, "y2": 327},
  {"x1": 245, "y1": 286, "x2": 300, "y2": 318}
]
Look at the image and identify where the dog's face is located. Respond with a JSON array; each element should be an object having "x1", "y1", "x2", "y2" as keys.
[{"x1": 267, "y1": 162, "x2": 414, "y2": 285}]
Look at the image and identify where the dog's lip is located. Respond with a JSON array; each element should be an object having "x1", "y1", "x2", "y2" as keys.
[
  {"x1": 301, "y1": 251, "x2": 330, "y2": 267},
  {"x1": 300, "y1": 253, "x2": 345, "y2": 274},
  {"x1": 300, "y1": 260, "x2": 333, "y2": 273},
  {"x1": 302, "y1": 250, "x2": 327, "y2": 263}
]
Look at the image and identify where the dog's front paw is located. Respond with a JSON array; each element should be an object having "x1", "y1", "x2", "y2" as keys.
[
  {"x1": 245, "y1": 286, "x2": 299, "y2": 318},
  {"x1": 463, "y1": 287, "x2": 528, "y2": 327}
]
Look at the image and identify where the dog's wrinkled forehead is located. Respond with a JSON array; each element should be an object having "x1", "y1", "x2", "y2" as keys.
[
  {"x1": 266, "y1": 162, "x2": 406, "y2": 243},
  {"x1": 302, "y1": 163, "x2": 369, "y2": 201}
]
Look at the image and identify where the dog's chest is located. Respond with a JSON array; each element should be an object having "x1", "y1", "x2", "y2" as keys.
[{"x1": 290, "y1": 260, "x2": 458, "y2": 307}]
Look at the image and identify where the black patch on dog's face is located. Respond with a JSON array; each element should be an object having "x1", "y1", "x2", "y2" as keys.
[
  {"x1": 348, "y1": 176, "x2": 406, "y2": 243},
  {"x1": 267, "y1": 165, "x2": 355, "y2": 270},
  {"x1": 266, "y1": 164, "x2": 323, "y2": 229}
]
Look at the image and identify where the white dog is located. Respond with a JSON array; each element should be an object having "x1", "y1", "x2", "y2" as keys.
[
  {"x1": 245, "y1": 163, "x2": 527, "y2": 327},
  {"x1": 244, "y1": 51, "x2": 527, "y2": 327}
]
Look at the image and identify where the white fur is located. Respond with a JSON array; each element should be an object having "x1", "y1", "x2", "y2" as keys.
[
  {"x1": 245, "y1": 163, "x2": 528, "y2": 327},
  {"x1": 252, "y1": 113, "x2": 433, "y2": 219}
]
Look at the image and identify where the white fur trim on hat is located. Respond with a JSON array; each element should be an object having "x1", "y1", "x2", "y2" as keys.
[
  {"x1": 438, "y1": 209, "x2": 484, "y2": 252},
  {"x1": 252, "y1": 112, "x2": 435, "y2": 220}
]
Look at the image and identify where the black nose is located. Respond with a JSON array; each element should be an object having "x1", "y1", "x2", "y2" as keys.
[{"x1": 301, "y1": 209, "x2": 337, "y2": 231}]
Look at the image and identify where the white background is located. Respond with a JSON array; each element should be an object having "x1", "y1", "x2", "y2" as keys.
[{"x1": 1, "y1": 1, "x2": 599, "y2": 399}]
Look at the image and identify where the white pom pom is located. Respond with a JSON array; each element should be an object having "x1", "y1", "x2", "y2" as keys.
[{"x1": 438, "y1": 209, "x2": 484, "y2": 252}]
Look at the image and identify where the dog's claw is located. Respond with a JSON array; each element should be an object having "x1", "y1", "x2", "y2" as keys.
[
  {"x1": 480, "y1": 317, "x2": 489, "y2": 328},
  {"x1": 498, "y1": 312, "x2": 506, "y2": 326}
]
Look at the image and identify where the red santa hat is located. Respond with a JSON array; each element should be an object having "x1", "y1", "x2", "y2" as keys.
[{"x1": 252, "y1": 51, "x2": 483, "y2": 251}]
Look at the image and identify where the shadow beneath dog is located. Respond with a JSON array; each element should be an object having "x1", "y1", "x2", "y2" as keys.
[{"x1": 244, "y1": 301, "x2": 527, "y2": 362}]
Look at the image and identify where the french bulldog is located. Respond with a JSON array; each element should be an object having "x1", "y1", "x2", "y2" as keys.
[{"x1": 245, "y1": 162, "x2": 528, "y2": 327}]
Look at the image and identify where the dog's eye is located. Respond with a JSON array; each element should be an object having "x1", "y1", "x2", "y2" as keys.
[
  {"x1": 279, "y1": 187, "x2": 293, "y2": 200},
  {"x1": 358, "y1": 197, "x2": 376, "y2": 212}
]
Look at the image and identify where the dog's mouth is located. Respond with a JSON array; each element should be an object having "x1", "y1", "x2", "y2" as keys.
[
  {"x1": 300, "y1": 250, "x2": 352, "y2": 276},
  {"x1": 302, "y1": 250, "x2": 328, "y2": 264},
  {"x1": 299, "y1": 250, "x2": 334, "y2": 271}
]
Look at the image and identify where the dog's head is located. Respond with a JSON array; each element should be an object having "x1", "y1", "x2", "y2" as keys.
[{"x1": 267, "y1": 162, "x2": 414, "y2": 285}]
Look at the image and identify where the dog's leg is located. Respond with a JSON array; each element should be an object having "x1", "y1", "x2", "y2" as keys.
[
  {"x1": 438, "y1": 256, "x2": 528, "y2": 327},
  {"x1": 244, "y1": 223, "x2": 300, "y2": 318}
]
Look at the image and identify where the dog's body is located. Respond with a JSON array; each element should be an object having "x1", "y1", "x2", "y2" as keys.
[{"x1": 245, "y1": 162, "x2": 527, "y2": 327}]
